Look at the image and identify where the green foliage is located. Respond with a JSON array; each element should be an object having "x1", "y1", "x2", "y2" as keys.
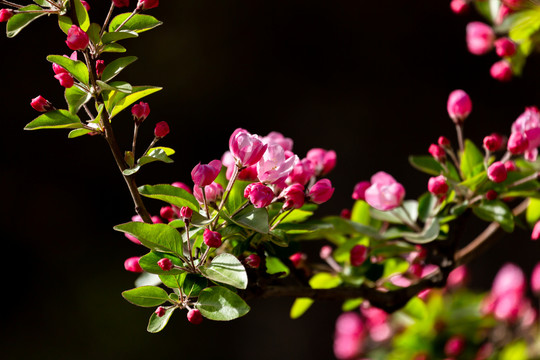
[
  {"x1": 101, "y1": 56, "x2": 138, "y2": 83},
  {"x1": 114, "y1": 222, "x2": 184, "y2": 257},
  {"x1": 195, "y1": 286, "x2": 250, "y2": 321},
  {"x1": 122, "y1": 286, "x2": 169, "y2": 307},
  {"x1": 109, "y1": 13, "x2": 163, "y2": 33},
  {"x1": 473, "y1": 200, "x2": 515, "y2": 232},
  {"x1": 199, "y1": 253, "x2": 248, "y2": 289},
  {"x1": 25, "y1": 110, "x2": 82, "y2": 130},
  {"x1": 47, "y1": 55, "x2": 90, "y2": 85},
  {"x1": 138, "y1": 184, "x2": 199, "y2": 211},
  {"x1": 6, "y1": 5, "x2": 46, "y2": 38},
  {"x1": 147, "y1": 307, "x2": 175, "y2": 333}
]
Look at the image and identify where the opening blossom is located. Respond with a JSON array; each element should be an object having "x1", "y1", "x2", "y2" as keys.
[
  {"x1": 244, "y1": 182, "x2": 274, "y2": 208},
  {"x1": 65, "y1": 25, "x2": 89, "y2": 51},
  {"x1": 352, "y1": 181, "x2": 371, "y2": 201},
  {"x1": 511, "y1": 106, "x2": 540, "y2": 161},
  {"x1": 308, "y1": 179, "x2": 335, "y2": 204},
  {"x1": 191, "y1": 160, "x2": 221, "y2": 188},
  {"x1": 193, "y1": 182, "x2": 223, "y2": 205},
  {"x1": 229, "y1": 128, "x2": 268, "y2": 168},
  {"x1": 280, "y1": 183, "x2": 305, "y2": 209},
  {"x1": 257, "y1": 144, "x2": 298, "y2": 184},
  {"x1": 306, "y1": 148, "x2": 337, "y2": 176},
  {"x1": 364, "y1": 171, "x2": 405, "y2": 211}
]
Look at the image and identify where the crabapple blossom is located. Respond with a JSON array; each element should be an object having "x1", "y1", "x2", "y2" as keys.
[
  {"x1": 287, "y1": 158, "x2": 315, "y2": 186},
  {"x1": 507, "y1": 132, "x2": 529, "y2": 155},
  {"x1": 54, "y1": 72, "x2": 74, "y2": 88},
  {"x1": 229, "y1": 128, "x2": 267, "y2": 167},
  {"x1": 257, "y1": 144, "x2": 298, "y2": 184},
  {"x1": 466, "y1": 22, "x2": 495, "y2": 55},
  {"x1": 160, "y1": 206, "x2": 175, "y2": 221},
  {"x1": 445, "y1": 336, "x2": 466, "y2": 357},
  {"x1": 191, "y1": 160, "x2": 221, "y2": 188},
  {"x1": 289, "y1": 252, "x2": 306, "y2": 268},
  {"x1": 157, "y1": 258, "x2": 173, "y2": 271},
  {"x1": 280, "y1": 183, "x2": 305, "y2": 209},
  {"x1": 172, "y1": 181, "x2": 192, "y2": 194},
  {"x1": 350, "y1": 245, "x2": 368, "y2": 266},
  {"x1": 308, "y1": 179, "x2": 335, "y2": 204},
  {"x1": 364, "y1": 171, "x2": 405, "y2": 211},
  {"x1": 244, "y1": 254, "x2": 261, "y2": 269},
  {"x1": 222, "y1": 151, "x2": 258, "y2": 181},
  {"x1": 490, "y1": 60, "x2": 512, "y2": 82},
  {"x1": 179, "y1": 206, "x2": 193, "y2": 220},
  {"x1": 427, "y1": 175, "x2": 448, "y2": 196},
  {"x1": 112, "y1": 0, "x2": 129, "y2": 7},
  {"x1": 244, "y1": 182, "x2": 274, "y2": 208},
  {"x1": 494, "y1": 37, "x2": 517, "y2": 57},
  {"x1": 154, "y1": 121, "x2": 169, "y2": 138},
  {"x1": 0, "y1": 9, "x2": 13, "y2": 22},
  {"x1": 450, "y1": 0, "x2": 468, "y2": 15},
  {"x1": 65, "y1": 25, "x2": 89, "y2": 51},
  {"x1": 485, "y1": 190, "x2": 498, "y2": 201},
  {"x1": 428, "y1": 144, "x2": 446, "y2": 162},
  {"x1": 487, "y1": 161, "x2": 507, "y2": 183},
  {"x1": 306, "y1": 148, "x2": 337, "y2": 176},
  {"x1": 193, "y1": 182, "x2": 223, "y2": 204},
  {"x1": 124, "y1": 257, "x2": 143, "y2": 273},
  {"x1": 138, "y1": 0, "x2": 159, "y2": 10},
  {"x1": 132, "y1": 102, "x2": 150, "y2": 123},
  {"x1": 447, "y1": 89, "x2": 472, "y2": 124},
  {"x1": 438, "y1": 136, "x2": 451, "y2": 147},
  {"x1": 352, "y1": 181, "x2": 371, "y2": 201},
  {"x1": 187, "y1": 309, "x2": 203, "y2": 324},
  {"x1": 531, "y1": 263, "x2": 540, "y2": 294},
  {"x1": 511, "y1": 106, "x2": 540, "y2": 161},
  {"x1": 483, "y1": 133, "x2": 504, "y2": 152},
  {"x1": 333, "y1": 312, "x2": 364, "y2": 360},
  {"x1": 446, "y1": 265, "x2": 468, "y2": 289},
  {"x1": 155, "y1": 306, "x2": 166, "y2": 317},
  {"x1": 96, "y1": 60, "x2": 105, "y2": 78},
  {"x1": 203, "y1": 229, "x2": 222, "y2": 248},
  {"x1": 262, "y1": 131, "x2": 293, "y2": 151},
  {"x1": 30, "y1": 95, "x2": 53, "y2": 112},
  {"x1": 532, "y1": 221, "x2": 540, "y2": 241}
]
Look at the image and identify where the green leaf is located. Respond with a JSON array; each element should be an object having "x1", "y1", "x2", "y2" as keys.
[
  {"x1": 401, "y1": 218, "x2": 441, "y2": 244},
  {"x1": 351, "y1": 200, "x2": 370, "y2": 225},
  {"x1": 225, "y1": 179, "x2": 250, "y2": 214},
  {"x1": 138, "y1": 184, "x2": 199, "y2": 211},
  {"x1": 417, "y1": 192, "x2": 438, "y2": 222},
  {"x1": 526, "y1": 198, "x2": 540, "y2": 226},
  {"x1": 196, "y1": 286, "x2": 250, "y2": 321},
  {"x1": 107, "y1": 86, "x2": 162, "y2": 119},
  {"x1": 114, "y1": 222, "x2": 184, "y2": 257},
  {"x1": 101, "y1": 56, "x2": 138, "y2": 83},
  {"x1": 508, "y1": 8, "x2": 540, "y2": 42},
  {"x1": 97, "y1": 80, "x2": 133, "y2": 94},
  {"x1": 47, "y1": 55, "x2": 90, "y2": 85},
  {"x1": 101, "y1": 30, "x2": 139, "y2": 44},
  {"x1": 290, "y1": 298, "x2": 314, "y2": 319},
  {"x1": 500, "y1": 341, "x2": 528, "y2": 360},
  {"x1": 65, "y1": 86, "x2": 92, "y2": 115},
  {"x1": 458, "y1": 171, "x2": 487, "y2": 191},
  {"x1": 139, "y1": 147, "x2": 175, "y2": 166},
  {"x1": 147, "y1": 307, "x2": 175, "y2": 333},
  {"x1": 403, "y1": 297, "x2": 428, "y2": 320},
  {"x1": 342, "y1": 298, "x2": 363, "y2": 312},
  {"x1": 159, "y1": 273, "x2": 184, "y2": 289},
  {"x1": 382, "y1": 258, "x2": 410, "y2": 278},
  {"x1": 122, "y1": 286, "x2": 169, "y2": 307},
  {"x1": 25, "y1": 110, "x2": 82, "y2": 130},
  {"x1": 370, "y1": 200, "x2": 418, "y2": 224},
  {"x1": 230, "y1": 205, "x2": 269, "y2": 234},
  {"x1": 102, "y1": 43, "x2": 127, "y2": 53},
  {"x1": 473, "y1": 200, "x2": 515, "y2": 232},
  {"x1": 68, "y1": 128, "x2": 94, "y2": 138},
  {"x1": 460, "y1": 139, "x2": 484, "y2": 179},
  {"x1": 6, "y1": 5, "x2": 46, "y2": 38},
  {"x1": 409, "y1": 155, "x2": 445, "y2": 176},
  {"x1": 139, "y1": 251, "x2": 185, "y2": 275},
  {"x1": 181, "y1": 274, "x2": 208, "y2": 297},
  {"x1": 265, "y1": 256, "x2": 289, "y2": 277},
  {"x1": 74, "y1": 0, "x2": 90, "y2": 31},
  {"x1": 200, "y1": 253, "x2": 248, "y2": 289},
  {"x1": 87, "y1": 23, "x2": 101, "y2": 45},
  {"x1": 58, "y1": 15, "x2": 72, "y2": 35},
  {"x1": 109, "y1": 13, "x2": 163, "y2": 33}
]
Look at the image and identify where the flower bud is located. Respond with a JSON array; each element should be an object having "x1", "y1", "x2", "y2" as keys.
[
  {"x1": 229, "y1": 128, "x2": 267, "y2": 167},
  {"x1": 483, "y1": 133, "x2": 505, "y2": 152},
  {"x1": 137, "y1": 0, "x2": 159, "y2": 10},
  {"x1": 340, "y1": 208, "x2": 351, "y2": 219},
  {"x1": 352, "y1": 181, "x2": 371, "y2": 201},
  {"x1": 485, "y1": 189, "x2": 498, "y2": 201},
  {"x1": 502, "y1": 0, "x2": 525, "y2": 9},
  {"x1": 193, "y1": 182, "x2": 224, "y2": 204},
  {"x1": 490, "y1": 60, "x2": 512, "y2": 82},
  {"x1": 365, "y1": 172, "x2": 405, "y2": 211},
  {"x1": 450, "y1": 0, "x2": 468, "y2": 14},
  {"x1": 287, "y1": 158, "x2": 315, "y2": 186},
  {"x1": 280, "y1": 183, "x2": 305, "y2": 209},
  {"x1": 427, "y1": 175, "x2": 449, "y2": 196},
  {"x1": 447, "y1": 265, "x2": 468, "y2": 289},
  {"x1": 494, "y1": 37, "x2": 517, "y2": 57},
  {"x1": 244, "y1": 182, "x2": 274, "y2": 208},
  {"x1": 309, "y1": 179, "x2": 335, "y2": 204},
  {"x1": 306, "y1": 148, "x2": 337, "y2": 176},
  {"x1": 289, "y1": 252, "x2": 306, "y2": 268},
  {"x1": 244, "y1": 254, "x2": 261, "y2": 269},
  {"x1": 447, "y1": 89, "x2": 472, "y2": 125},
  {"x1": 444, "y1": 336, "x2": 466, "y2": 357},
  {"x1": 320, "y1": 245, "x2": 333, "y2": 260},
  {"x1": 179, "y1": 206, "x2": 193, "y2": 220},
  {"x1": 504, "y1": 161, "x2": 517, "y2": 172},
  {"x1": 160, "y1": 206, "x2": 175, "y2": 221},
  {"x1": 507, "y1": 132, "x2": 529, "y2": 154},
  {"x1": 203, "y1": 229, "x2": 222, "y2": 248},
  {"x1": 191, "y1": 160, "x2": 221, "y2": 188},
  {"x1": 487, "y1": 161, "x2": 507, "y2": 183},
  {"x1": 155, "y1": 306, "x2": 166, "y2": 317},
  {"x1": 131, "y1": 101, "x2": 150, "y2": 123},
  {"x1": 113, "y1": 0, "x2": 130, "y2": 7},
  {"x1": 95, "y1": 59, "x2": 105, "y2": 78},
  {"x1": 466, "y1": 22, "x2": 495, "y2": 55},
  {"x1": 52, "y1": 63, "x2": 67, "y2": 75},
  {"x1": 187, "y1": 308, "x2": 203, "y2": 324},
  {"x1": 531, "y1": 262, "x2": 540, "y2": 294},
  {"x1": 0, "y1": 8, "x2": 14, "y2": 22},
  {"x1": 532, "y1": 220, "x2": 540, "y2": 241},
  {"x1": 154, "y1": 121, "x2": 169, "y2": 138},
  {"x1": 124, "y1": 256, "x2": 143, "y2": 273},
  {"x1": 438, "y1": 136, "x2": 451, "y2": 147},
  {"x1": 350, "y1": 245, "x2": 368, "y2": 267},
  {"x1": 65, "y1": 25, "x2": 89, "y2": 51},
  {"x1": 157, "y1": 258, "x2": 173, "y2": 271},
  {"x1": 80, "y1": 0, "x2": 90, "y2": 10},
  {"x1": 30, "y1": 95, "x2": 53, "y2": 112},
  {"x1": 172, "y1": 181, "x2": 192, "y2": 193},
  {"x1": 54, "y1": 72, "x2": 74, "y2": 88},
  {"x1": 428, "y1": 144, "x2": 446, "y2": 162}
]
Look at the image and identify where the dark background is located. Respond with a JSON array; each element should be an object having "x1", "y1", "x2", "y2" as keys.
[{"x1": 1, "y1": 1, "x2": 539, "y2": 359}]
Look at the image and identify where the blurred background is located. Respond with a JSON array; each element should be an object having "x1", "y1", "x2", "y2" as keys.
[{"x1": 1, "y1": 1, "x2": 540, "y2": 359}]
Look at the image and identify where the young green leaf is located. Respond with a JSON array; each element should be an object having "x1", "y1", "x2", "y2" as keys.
[
  {"x1": 109, "y1": 13, "x2": 163, "y2": 33},
  {"x1": 47, "y1": 55, "x2": 90, "y2": 85},
  {"x1": 65, "y1": 86, "x2": 92, "y2": 115},
  {"x1": 139, "y1": 251, "x2": 185, "y2": 275},
  {"x1": 25, "y1": 110, "x2": 82, "y2": 130},
  {"x1": 147, "y1": 307, "x2": 175, "y2": 333},
  {"x1": 526, "y1": 198, "x2": 540, "y2": 226},
  {"x1": 107, "y1": 86, "x2": 162, "y2": 119},
  {"x1": 6, "y1": 5, "x2": 46, "y2": 38},
  {"x1": 473, "y1": 200, "x2": 515, "y2": 232},
  {"x1": 200, "y1": 253, "x2": 248, "y2": 289},
  {"x1": 122, "y1": 286, "x2": 169, "y2": 307},
  {"x1": 87, "y1": 23, "x2": 101, "y2": 45},
  {"x1": 101, "y1": 30, "x2": 139, "y2": 44},
  {"x1": 68, "y1": 128, "x2": 94, "y2": 138},
  {"x1": 101, "y1": 56, "x2": 138, "y2": 83},
  {"x1": 102, "y1": 43, "x2": 127, "y2": 53},
  {"x1": 195, "y1": 286, "x2": 250, "y2": 321},
  {"x1": 73, "y1": 0, "x2": 90, "y2": 31},
  {"x1": 97, "y1": 80, "x2": 133, "y2": 94},
  {"x1": 460, "y1": 139, "x2": 484, "y2": 179},
  {"x1": 138, "y1": 184, "x2": 199, "y2": 211},
  {"x1": 114, "y1": 222, "x2": 184, "y2": 257},
  {"x1": 58, "y1": 15, "x2": 72, "y2": 35},
  {"x1": 230, "y1": 205, "x2": 269, "y2": 234}
]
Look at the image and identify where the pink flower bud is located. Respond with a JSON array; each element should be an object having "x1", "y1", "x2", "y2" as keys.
[
  {"x1": 229, "y1": 128, "x2": 267, "y2": 167},
  {"x1": 54, "y1": 72, "x2": 74, "y2": 88},
  {"x1": 483, "y1": 133, "x2": 504, "y2": 152},
  {"x1": 193, "y1": 182, "x2": 223, "y2": 204},
  {"x1": 428, "y1": 144, "x2": 446, "y2": 162},
  {"x1": 450, "y1": 0, "x2": 468, "y2": 14},
  {"x1": 131, "y1": 101, "x2": 150, "y2": 123},
  {"x1": 352, "y1": 181, "x2": 371, "y2": 201},
  {"x1": 80, "y1": 0, "x2": 90, "y2": 10},
  {"x1": 187, "y1": 309, "x2": 203, "y2": 325},
  {"x1": 497, "y1": 4, "x2": 513, "y2": 25},
  {"x1": 157, "y1": 258, "x2": 173, "y2": 271},
  {"x1": 504, "y1": 161, "x2": 517, "y2": 171},
  {"x1": 306, "y1": 148, "x2": 337, "y2": 176},
  {"x1": 532, "y1": 262, "x2": 540, "y2": 294},
  {"x1": 350, "y1": 245, "x2": 368, "y2": 266},
  {"x1": 0, "y1": 9, "x2": 14, "y2": 22},
  {"x1": 364, "y1": 172, "x2": 405, "y2": 211},
  {"x1": 447, "y1": 265, "x2": 468, "y2": 289},
  {"x1": 280, "y1": 183, "x2": 305, "y2": 209},
  {"x1": 428, "y1": 175, "x2": 449, "y2": 196},
  {"x1": 30, "y1": 95, "x2": 53, "y2": 112},
  {"x1": 320, "y1": 245, "x2": 333, "y2": 260},
  {"x1": 532, "y1": 221, "x2": 540, "y2": 241},
  {"x1": 507, "y1": 132, "x2": 529, "y2": 155},
  {"x1": 466, "y1": 22, "x2": 495, "y2": 55},
  {"x1": 172, "y1": 181, "x2": 192, "y2": 194},
  {"x1": 494, "y1": 37, "x2": 517, "y2": 57},
  {"x1": 154, "y1": 121, "x2": 169, "y2": 138},
  {"x1": 289, "y1": 252, "x2": 306, "y2": 268},
  {"x1": 179, "y1": 206, "x2": 193, "y2": 220},
  {"x1": 124, "y1": 256, "x2": 143, "y2": 273},
  {"x1": 334, "y1": 312, "x2": 364, "y2": 360},
  {"x1": 137, "y1": 0, "x2": 159, "y2": 10},
  {"x1": 244, "y1": 254, "x2": 261, "y2": 269},
  {"x1": 447, "y1": 89, "x2": 472, "y2": 125},
  {"x1": 263, "y1": 131, "x2": 294, "y2": 151},
  {"x1": 203, "y1": 229, "x2": 222, "y2": 248},
  {"x1": 155, "y1": 306, "x2": 166, "y2": 317},
  {"x1": 95, "y1": 60, "x2": 105, "y2": 78},
  {"x1": 65, "y1": 25, "x2": 89, "y2": 51},
  {"x1": 438, "y1": 136, "x2": 451, "y2": 147},
  {"x1": 52, "y1": 63, "x2": 67, "y2": 75},
  {"x1": 445, "y1": 336, "x2": 466, "y2": 357},
  {"x1": 309, "y1": 179, "x2": 335, "y2": 204},
  {"x1": 112, "y1": 0, "x2": 129, "y2": 7},
  {"x1": 490, "y1": 60, "x2": 512, "y2": 82},
  {"x1": 487, "y1": 161, "x2": 507, "y2": 183},
  {"x1": 244, "y1": 182, "x2": 274, "y2": 208},
  {"x1": 485, "y1": 189, "x2": 498, "y2": 200},
  {"x1": 340, "y1": 208, "x2": 351, "y2": 219},
  {"x1": 502, "y1": 0, "x2": 525, "y2": 9},
  {"x1": 191, "y1": 160, "x2": 221, "y2": 188},
  {"x1": 160, "y1": 206, "x2": 175, "y2": 221}
]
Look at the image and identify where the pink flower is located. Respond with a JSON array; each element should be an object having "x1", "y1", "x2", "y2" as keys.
[
  {"x1": 179, "y1": 206, "x2": 193, "y2": 220},
  {"x1": 157, "y1": 258, "x2": 173, "y2": 271},
  {"x1": 352, "y1": 181, "x2": 371, "y2": 201},
  {"x1": 492, "y1": 264, "x2": 526, "y2": 297},
  {"x1": 306, "y1": 148, "x2": 337, "y2": 176},
  {"x1": 334, "y1": 312, "x2": 364, "y2": 360},
  {"x1": 428, "y1": 144, "x2": 446, "y2": 162},
  {"x1": 244, "y1": 254, "x2": 261, "y2": 269},
  {"x1": 262, "y1": 131, "x2": 293, "y2": 151},
  {"x1": 490, "y1": 60, "x2": 512, "y2": 82},
  {"x1": 507, "y1": 132, "x2": 529, "y2": 155},
  {"x1": 496, "y1": 4, "x2": 513, "y2": 26},
  {"x1": 447, "y1": 265, "x2": 468, "y2": 289},
  {"x1": 54, "y1": 72, "x2": 74, "y2": 88},
  {"x1": 447, "y1": 89, "x2": 472, "y2": 125},
  {"x1": 172, "y1": 181, "x2": 192, "y2": 194},
  {"x1": 160, "y1": 206, "x2": 175, "y2": 221},
  {"x1": 229, "y1": 128, "x2": 267, "y2": 167},
  {"x1": 124, "y1": 257, "x2": 143, "y2": 273},
  {"x1": 137, "y1": 0, "x2": 159, "y2": 10},
  {"x1": 0, "y1": 9, "x2": 14, "y2": 22},
  {"x1": 287, "y1": 158, "x2": 315, "y2": 186},
  {"x1": 257, "y1": 144, "x2": 298, "y2": 184},
  {"x1": 466, "y1": 22, "x2": 495, "y2": 55},
  {"x1": 191, "y1": 160, "x2": 221, "y2": 188},
  {"x1": 504, "y1": 161, "x2": 517, "y2": 171},
  {"x1": 112, "y1": 0, "x2": 129, "y2": 7},
  {"x1": 487, "y1": 161, "x2": 507, "y2": 183},
  {"x1": 450, "y1": 0, "x2": 468, "y2": 14},
  {"x1": 203, "y1": 229, "x2": 222, "y2": 248},
  {"x1": 187, "y1": 309, "x2": 203, "y2": 324},
  {"x1": 221, "y1": 151, "x2": 258, "y2": 181},
  {"x1": 445, "y1": 336, "x2": 466, "y2": 357},
  {"x1": 65, "y1": 25, "x2": 89, "y2": 51},
  {"x1": 361, "y1": 304, "x2": 391, "y2": 342},
  {"x1": 244, "y1": 182, "x2": 274, "y2": 208},
  {"x1": 364, "y1": 172, "x2": 405, "y2": 211},
  {"x1": 532, "y1": 220, "x2": 540, "y2": 240},
  {"x1": 280, "y1": 183, "x2": 305, "y2": 209},
  {"x1": 193, "y1": 182, "x2": 224, "y2": 204},
  {"x1": 350, "y1": 245, "x2": 368, "y2": 266},
  {"x1": 319, "y1": 245, "x2": 333, "y2": 260},
  {"x1": 438, "y1": 136, "x2": 451, "y2": 147},
  {"x1": 531, "y1": 262, "x2": 540, "y2": 294},
  {"x1": 154, "y1": 121, "x2": 169, "y2": 138},
  {"x1": 511, "y1": 106, "x2": 540, "y2": 161},
  {"x1": 30, "y1": 95, "x2": 53, "y2": 112},
  {"x1": 132, "y1": 102, "x2": 150, "y2": 123},
  {"x1": 80, "y1": 0, "x2": 90, "y2": 10},
  {"x1": 427, "y1": 175, "x2": 448, "y2": 196},
  {"x1": 495, "y1": 37, "x2": 517, "y2": 57},
  {"x1": 483, "y1": 133, "x2": 504, "y2": 152},
  {"x1": 309, "y1": 179, "x2": 335, "y2": 204},
  {"x1": 289, "y1": 252, "x2": 306, "y2": 268},
  {"x1": 502, "y1": 0, "x2": 525, "y2": 9},
  {"x1": 485, "y1": 189, "x2": 498, "y2": 200}
]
